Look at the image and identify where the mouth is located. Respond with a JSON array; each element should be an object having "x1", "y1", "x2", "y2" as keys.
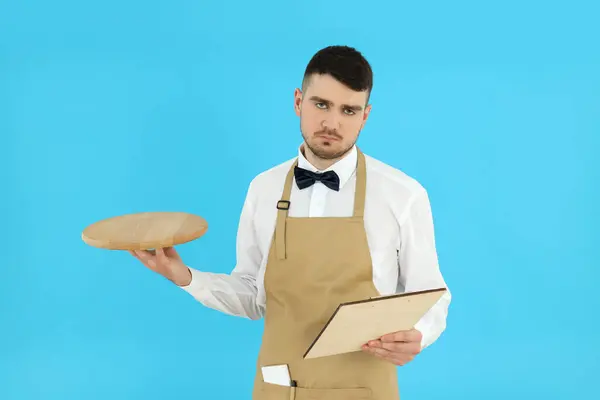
[{"x1": 316, "y1": 134, "x2": 340, "y2": 142}]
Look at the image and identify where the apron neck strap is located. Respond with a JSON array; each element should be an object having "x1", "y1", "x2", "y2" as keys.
[{"x1": 353, "y1": 148, "x2": 366, "y2": 218}]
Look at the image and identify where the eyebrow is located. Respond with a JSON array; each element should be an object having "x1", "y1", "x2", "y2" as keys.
[{"x1": 309, "y1": 96, "x2": 364, "y2": 112}]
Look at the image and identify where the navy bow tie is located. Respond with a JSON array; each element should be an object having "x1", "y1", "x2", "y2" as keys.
[{"x1": 294, "y1": 166, "x2": 340, "y2": 191}]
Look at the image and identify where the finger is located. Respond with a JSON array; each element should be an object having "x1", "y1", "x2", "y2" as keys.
[
  {"x1": 362, "y1": 344, "x2": 392, "y2": 359},
  {"x1": 156, "y1": 247, "x2": 167, "y2": 262},
  {"x1": 362, "y1": 344, "x2": 413, "y2": 365},
  {"x1": 380, "y1": 341, "x2": 421, "y2": 355},
  {"x1": 135, "y1": 250, "x2": 157, "y2": 269},
  {"x1": 407, "y1": 329, "x2": 423, "y2": 343},
  {"x1": 365, "y1": 345, "x2": 410, "y2": 365},
  {"x1": 381, "y1": 329, "x2": 421, "y2": 344},
  {"x1": 164, "y1": 246, "x2": 179, "y2": 259},
  {"x1": 135, "y1": 249, "x2": 154, "y2": 257},
  {"x1": 389, "y1": 354, "x2": 413, "y2": 366}
]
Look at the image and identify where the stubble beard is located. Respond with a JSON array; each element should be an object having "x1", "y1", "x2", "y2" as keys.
[{"x1": 301, "y1": 129, "x2": 359, "y2": 161}]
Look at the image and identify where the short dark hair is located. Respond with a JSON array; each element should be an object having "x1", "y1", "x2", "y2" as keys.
[{"x1": 302, "y1": 45, "x2": 373, "y2": 100}]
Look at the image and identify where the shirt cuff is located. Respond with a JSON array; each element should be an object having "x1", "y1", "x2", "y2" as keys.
[
  {"x1": 178, "y1": 267, "x2": 208, "y2": 297},
  {"x1": 414, "y1": 318, "x2": 429, "y2": 349}
]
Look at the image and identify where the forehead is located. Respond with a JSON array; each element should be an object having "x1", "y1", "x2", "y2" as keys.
[{"x1": 303, "y1": 73, "x2": 368, "y2": 106}]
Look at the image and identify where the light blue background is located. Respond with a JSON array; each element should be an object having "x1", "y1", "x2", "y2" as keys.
[{"x1": 1, "y1": 1, "x2": 598, "y2": 399}]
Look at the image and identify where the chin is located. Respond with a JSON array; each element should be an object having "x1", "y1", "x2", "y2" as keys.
[{"x1": 308, "y1": 141, "x2": 349, "y2": 160}]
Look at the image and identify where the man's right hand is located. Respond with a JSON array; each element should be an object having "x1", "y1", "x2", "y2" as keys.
[{"x1": 129, "y1": 247, "x2": 192, "y2": 286}]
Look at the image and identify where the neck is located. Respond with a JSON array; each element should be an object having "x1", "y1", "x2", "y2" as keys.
[{"x1": 302, "y1": 144, "x2": 346, "y2": 171}]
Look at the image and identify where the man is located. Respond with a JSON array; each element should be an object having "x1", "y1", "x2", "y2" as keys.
[{"x1": 131, "y1": 45, "x2": 451, "y2": 399}]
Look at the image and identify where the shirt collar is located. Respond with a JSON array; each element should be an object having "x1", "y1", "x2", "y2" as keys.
[{"x1": 297, "y1": 143, "x2": 357, "y2": 190}]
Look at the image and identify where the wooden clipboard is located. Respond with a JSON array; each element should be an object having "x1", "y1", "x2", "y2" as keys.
[{"x1": 303, "y1": 287, "x2": 447, "y2": 359}]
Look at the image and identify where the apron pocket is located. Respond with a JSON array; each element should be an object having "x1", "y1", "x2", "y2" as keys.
[{"x1": 259, "y1": 381, "x2": 373, "y2": 400}]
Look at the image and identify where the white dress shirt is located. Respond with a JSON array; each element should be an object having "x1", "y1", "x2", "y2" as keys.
[{"x1": 181, "y1": 144, "x2": 451, "y2": 349}]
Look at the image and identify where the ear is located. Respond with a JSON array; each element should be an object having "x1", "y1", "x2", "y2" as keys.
[
  {"x1": 361, "y1": 103, "x2": 372, "y2": 129},
  {"x1": 294, "y1": 88, "x2": 303, "y2": 116}
]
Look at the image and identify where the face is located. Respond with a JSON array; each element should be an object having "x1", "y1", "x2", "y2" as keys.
[{"x1": 294, "y1": 73, "x2": 371, "y2": 160}]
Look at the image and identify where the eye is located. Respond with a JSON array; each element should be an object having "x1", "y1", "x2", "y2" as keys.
[
  {"x1": 344, "y1": 108, "x2": 356, "y2": 115},
  {"x1": 315, "y1": 102, "x2": 327, "y2": 109}
]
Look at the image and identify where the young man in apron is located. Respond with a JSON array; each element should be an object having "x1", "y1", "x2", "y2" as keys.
[{"x1": 132, "y1": 45, "x2": 451, "y2": 399}]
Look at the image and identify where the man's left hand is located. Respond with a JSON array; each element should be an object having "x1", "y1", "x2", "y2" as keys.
[{"x1": 361, "y1": 328, "x2": 423, "y2": 366}]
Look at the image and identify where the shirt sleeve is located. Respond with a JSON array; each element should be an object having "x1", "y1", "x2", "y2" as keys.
[
  {"x1": 397, "y1": 187, "x2": 452, "y2": 349},
  {"x1": 179, "y1": 180, "x2": 265, "y2": 320}
]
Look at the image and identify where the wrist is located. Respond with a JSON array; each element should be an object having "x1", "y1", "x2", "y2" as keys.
[{"x1": 172, "y1": 267, "x2": 192, "y2": 287}]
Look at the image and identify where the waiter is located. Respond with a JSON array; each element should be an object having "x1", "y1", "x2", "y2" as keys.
[{"x1": 131, "y1": 45, "x2": 451, "y2": 399}]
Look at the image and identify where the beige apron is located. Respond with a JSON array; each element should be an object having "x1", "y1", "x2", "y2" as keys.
[{"x1": 252, "y1": 148, "x2": 400, "y2": 400}]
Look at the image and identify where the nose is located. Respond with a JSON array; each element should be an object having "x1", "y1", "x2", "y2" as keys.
[{"x1": 321, "y1": 112, "x2": 341, "y2": 130}]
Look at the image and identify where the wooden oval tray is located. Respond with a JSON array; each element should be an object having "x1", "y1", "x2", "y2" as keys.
[{"x1": 82, "y1": 211, "x2": 208, "y2": 250}]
